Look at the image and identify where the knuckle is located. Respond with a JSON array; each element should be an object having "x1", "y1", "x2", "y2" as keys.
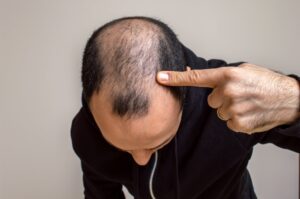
[
  {"x1": 239, "y1": 63, "x2": 250, "y2": 68},
  {"x1": 224, "y1": 67, "x2": 240, "y2": 80},
  {"x1": 223, "y1": 84, "x2": 243, "y2": 99},
  {"x1": 174, "y1": 73, "x2": 186, "y2": 84},
  {"x1": 239, "y1": 63, "x2": 258, "y2": 71},
  {"x1": 238, "y1": 119, "x2": 252, "y2": 133},
  {"x1": 223, "y1": 86, "x2": 236, "y2": 98},
  {"x1": 207, "y1": 93, "x2": 218, "y2": 108},
  {"x1": 224, "y1": 67, "x2": 245, "y2": 84},
  {"x1": 228, "y1": 106, "x2": 238, "y2": 116},
  {"x1": 229, "y1": 104, "x2": 243, "y2": 116},
  {"x1": 234, "y1": 118, "x2": 244, "y2": 130},
  {"x1": 188, "y1": 70, "x2": 200, "y2": 83},
  {"x1": 233, "y1": 117, "x2": 248, "y2": 132},
  {"x1": 228, "y1": 116, "x2": 253, "y2": 133},
  {"x1": 227, "y1": 120, "x2": 239, "y2": 132}
]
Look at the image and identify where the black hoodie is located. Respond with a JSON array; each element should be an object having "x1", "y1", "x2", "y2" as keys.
[{"x1": 71, "y1": 46, "x2": 300, "y2": 199}]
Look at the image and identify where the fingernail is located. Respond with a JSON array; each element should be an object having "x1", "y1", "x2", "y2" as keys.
[{"x1": 158, "y1": 73, "x2": 169, "y2": 81}]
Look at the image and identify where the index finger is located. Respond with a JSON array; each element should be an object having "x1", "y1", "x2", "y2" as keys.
[{"x1": 156, "y1": 67, "x2": 227, "y2": 88}]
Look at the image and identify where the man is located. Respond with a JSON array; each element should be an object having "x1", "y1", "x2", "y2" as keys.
[{"x1": 71, "y1": 16, "x2": 300, "y2": 199}]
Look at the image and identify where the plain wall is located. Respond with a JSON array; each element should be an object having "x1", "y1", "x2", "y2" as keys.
[{"x1": 0, "y1": 0, "x2": 299, "y2": 198}]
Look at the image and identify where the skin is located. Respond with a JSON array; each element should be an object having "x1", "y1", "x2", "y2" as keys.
[
  {"x1": 90, "y1": 86, "x2": 182, "y2": 166},
  {"x1": 157, "y1": 63, "x2": 300, "y2": 134}
]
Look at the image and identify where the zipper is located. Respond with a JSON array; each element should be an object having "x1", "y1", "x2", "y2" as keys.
[{"x1": 149, "y1": 151, "x2": 158, "y2": 199}]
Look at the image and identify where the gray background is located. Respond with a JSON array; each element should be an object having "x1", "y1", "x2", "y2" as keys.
[{"x1": 0, "y1": 0, "x2": 299, "y2": 198}]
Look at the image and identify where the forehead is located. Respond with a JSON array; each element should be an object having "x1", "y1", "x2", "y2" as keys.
[{"x1": 89, "y1": 86, "x2": 182, "y2": 150}]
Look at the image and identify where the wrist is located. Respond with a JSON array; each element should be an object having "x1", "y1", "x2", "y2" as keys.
[
  {"x1": 281, "y1": 75, "x2": 300, "y2": 123},
  {"x1": 269, "y1": 74, "x2": 299, "y2": 127}
]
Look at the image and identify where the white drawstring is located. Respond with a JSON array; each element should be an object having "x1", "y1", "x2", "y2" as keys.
[{"x1": 149, "y1": 151, "x2": 158, "y2": 199}]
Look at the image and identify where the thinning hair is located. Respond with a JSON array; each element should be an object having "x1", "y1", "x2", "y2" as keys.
[{"x1": 82, "y1": 16, "x2": 186, "y2": 118}]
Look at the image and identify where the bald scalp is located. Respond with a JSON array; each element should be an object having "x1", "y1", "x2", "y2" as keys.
[
  {"x1": 98, "y1": 19, "x2": 162, "y2": 117},
  {"x1": 81, "y1": 17, "x2": 186, "y2": 118}
]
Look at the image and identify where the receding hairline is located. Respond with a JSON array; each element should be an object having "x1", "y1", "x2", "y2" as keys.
[{"x1": 94, "y1": 18, "x2": 166, "y2": 94}]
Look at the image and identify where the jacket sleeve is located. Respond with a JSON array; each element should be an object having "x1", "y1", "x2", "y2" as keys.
[
  {"x1": 206, "y1": 57, "x2": 300, "y2": 152},
  {"x1": 81, "y1": 161, "x2": 125, "y2": 199},
  {"x1": 256, "y1": 120, "x2": 300, "y2": 152},
  {"x1": 184, "y1": 41, "x2": 300, "y2": 152}
]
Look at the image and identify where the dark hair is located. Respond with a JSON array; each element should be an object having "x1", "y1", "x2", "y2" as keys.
[{"x1": 82, "y1": 16, "x2": 186, "y2": 118}]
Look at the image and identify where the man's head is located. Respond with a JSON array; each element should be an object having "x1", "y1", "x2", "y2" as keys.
[{"x1": 82, "y1": 16, "x2": 186, "y2": 165}]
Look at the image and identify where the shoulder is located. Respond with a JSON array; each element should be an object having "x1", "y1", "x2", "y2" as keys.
[
  {"x1": 70, "y1": 107, "x2": 97, "y2": 159},
  {"x1": 70, "y1": 107, "x2": 113, "y2": 161},
  {"x1": 70, "y1": 107, "x2": 133, "y2": 177}
]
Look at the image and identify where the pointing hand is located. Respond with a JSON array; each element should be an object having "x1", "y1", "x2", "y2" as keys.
[{"x1": 157, "y1": 63, "x2": 299, "y2": 134}]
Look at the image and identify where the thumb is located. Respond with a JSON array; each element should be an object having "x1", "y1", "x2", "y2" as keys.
[{"x1": 156, "y1": 67, "x2": 226, "y2": 88}]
